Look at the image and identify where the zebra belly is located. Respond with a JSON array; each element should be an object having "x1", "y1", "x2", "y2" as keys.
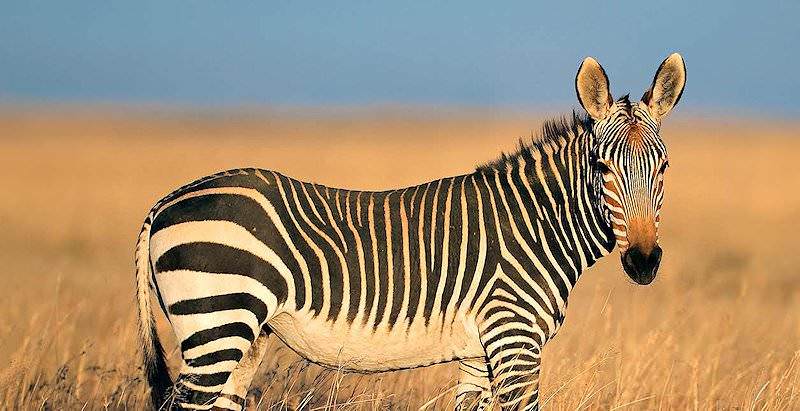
[{"x1": 267, "y1": 310, "x2": 485, "y2": 372}]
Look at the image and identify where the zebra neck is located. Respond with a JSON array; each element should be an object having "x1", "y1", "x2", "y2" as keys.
[{"x1": 482, "y1": 131, "x2": 616, "y2": 289}]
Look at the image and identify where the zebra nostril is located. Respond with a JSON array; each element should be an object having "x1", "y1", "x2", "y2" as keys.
[{"x1": 649, "y1": 245, "x2": 663, "y2": 271}]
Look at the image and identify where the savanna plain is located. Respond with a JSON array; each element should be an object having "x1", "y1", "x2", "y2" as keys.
[{"x1": 1, "y1": 107, "x2": 798, "y2": 410}]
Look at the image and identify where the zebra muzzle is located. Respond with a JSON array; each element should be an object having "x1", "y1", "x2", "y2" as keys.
[{"x1": 621, "y1": 244, "x2": 662, "y2": 285}]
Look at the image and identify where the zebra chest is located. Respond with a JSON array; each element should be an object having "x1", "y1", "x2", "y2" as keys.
[{"x1": 266, "y1": 310, "x2": 485, "y2": 372}]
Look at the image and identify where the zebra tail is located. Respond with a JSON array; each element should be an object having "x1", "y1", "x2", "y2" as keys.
[{"x1": 135, "y1": 215, "x2": 173, "y2": 409}]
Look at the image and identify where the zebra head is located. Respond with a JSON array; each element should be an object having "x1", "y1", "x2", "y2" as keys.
[{"x1": 575, "y1": 53, "x2": 686, "y2": 285}]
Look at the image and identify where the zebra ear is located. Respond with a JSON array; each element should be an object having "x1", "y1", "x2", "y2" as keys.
[
  {"x1": 575, "y1": 57, "x2": 613, "y2": 121},
  {"x1": 642, "y1": 53, "x2": 686, "y2": 121}
]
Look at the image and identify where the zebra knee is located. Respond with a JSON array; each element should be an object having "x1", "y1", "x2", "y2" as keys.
[
  {"x1": 455, "y1": 379, "x2": 492, "y2": 410},
  {"x1": 456, "y1": 359, "x2": 492, "y2": 409},
  {"x1": 164, "y1": 382, "x2": 237, "y2": 410},
  {"x1": 219, "y1": 329, "x2": 272, "y2": 402},
  {"x1": 209, "y1": 393, "x2": 247, "y2": 411},
  {"x1": 454, "y1": 391, "x2": 492, "y2": 411},
  {"x1": 494, "y1": 384, "x2": 539, "y2": 411},
  {"x1": 171, "y1": 361, "x2": 239, "y2": 409},
  {"x1": 169, "y1": 378, "x2": 223, "y2": 410}
]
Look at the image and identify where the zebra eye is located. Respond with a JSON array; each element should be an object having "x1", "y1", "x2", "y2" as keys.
[
  {"x1": 595, "y1": 160, "x2": 612, "y2": 175},
  {"x1": 658, "y1": 160, "x2": 670, "y2": 174}
]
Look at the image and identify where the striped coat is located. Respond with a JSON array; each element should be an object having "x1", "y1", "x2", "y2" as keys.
[{"x1": 136, "y1": 53, "x2": 685, "y2": 410}]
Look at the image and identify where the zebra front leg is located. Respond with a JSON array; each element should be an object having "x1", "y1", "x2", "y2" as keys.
[
  {"x1": 480, "y1": 315, "x2": 543, "y2": 410},
  {"x1": 455, "y1": 359, "x2": 493, "y2": 410},
  {"x1": 485, "y1": 343, "x2": 541, "y2": 410},
  {"x1": 489, "y1": 351, "x2": 541, "y2": 410}
]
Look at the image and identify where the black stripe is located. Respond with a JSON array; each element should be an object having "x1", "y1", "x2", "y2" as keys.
[
  {"x1": 184, "y1": 371, "x2": 231, "y2": 387},
  {"x1": 153, "y1": 193, "x2": 265, "y2": 236},
  {"x1": 342, "y1": 190, "x2": 363, "y2": 324},
  {"x1": 181, "y1": 322, "x2": 255, "y2": 352},
  {"x1": 388, "y1": 189, "x2": 405, "y2": 328},
  {"x1": 359, "y1": 193, "x2": 376, "y2": 327},
  {"x1": 186, "y1": 348, "x2": 244, "y2": 367},
  {"x1": 421, "y1": 182, "x2": 436, "y2": 323},
  {"x1": 405, "y1": 186, "x2": 424, "y2": 324},
  {"x1": 372, "y1": 192, "x2": 389, "y2": 327},
  {"x1": 169, "y1": 293, "x2": 269, "y2": 324},
  {"x1": 156, "y1": 242, "x2": 288, "y2": 305},
  {"x1": 180, "y1": 387, "x2": 217, "y2": 406}
]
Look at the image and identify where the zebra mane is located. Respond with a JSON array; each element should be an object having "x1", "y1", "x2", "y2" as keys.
[
  {"x1": 477, "y1": 110, "x2": 590, "y2": 173},
  {"x1": 617, "y1": 94, "x2": 633, "y2": 115}
]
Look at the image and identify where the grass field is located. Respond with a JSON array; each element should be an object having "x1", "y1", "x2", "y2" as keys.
[{"x1": 1, "y1": 107, "x2": 798, "y2": 410}]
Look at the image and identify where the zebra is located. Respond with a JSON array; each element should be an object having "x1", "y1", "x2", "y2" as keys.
[{"x1": 135, "y1": 53, "x2": 686, "y2": 410}]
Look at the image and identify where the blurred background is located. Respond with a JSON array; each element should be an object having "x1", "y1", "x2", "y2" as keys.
[{"x1": 1, "y1": 2, "x2": 799, "y2": 409}]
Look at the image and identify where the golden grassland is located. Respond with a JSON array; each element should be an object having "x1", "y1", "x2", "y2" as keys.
[{"x1": 0, "y1": 107, "x2": 798, "y2": 410}]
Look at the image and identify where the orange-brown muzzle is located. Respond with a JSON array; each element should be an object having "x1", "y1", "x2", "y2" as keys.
[{"x1": 619, "y1": 213, "x2": 662, "y2": 284}]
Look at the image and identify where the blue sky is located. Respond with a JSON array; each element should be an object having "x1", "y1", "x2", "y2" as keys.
[{"x1": 1, "y1": 2, "x2": 798, "y2": 116}]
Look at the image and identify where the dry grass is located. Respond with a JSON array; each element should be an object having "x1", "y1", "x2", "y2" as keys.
[{"x1": 0, "y1": 107, "x2": 798, "y2": 410}]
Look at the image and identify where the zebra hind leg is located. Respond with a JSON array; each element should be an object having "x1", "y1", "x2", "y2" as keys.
[
  {"x1": 454, "y1": 359, "x2": 493, "y2": 411},
  {"x1": 166, "y1": 316, "x2": 266, "y2": 410},
  {"x1": 215, "y1": 328, "x2": 272, "y2": 410}
]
